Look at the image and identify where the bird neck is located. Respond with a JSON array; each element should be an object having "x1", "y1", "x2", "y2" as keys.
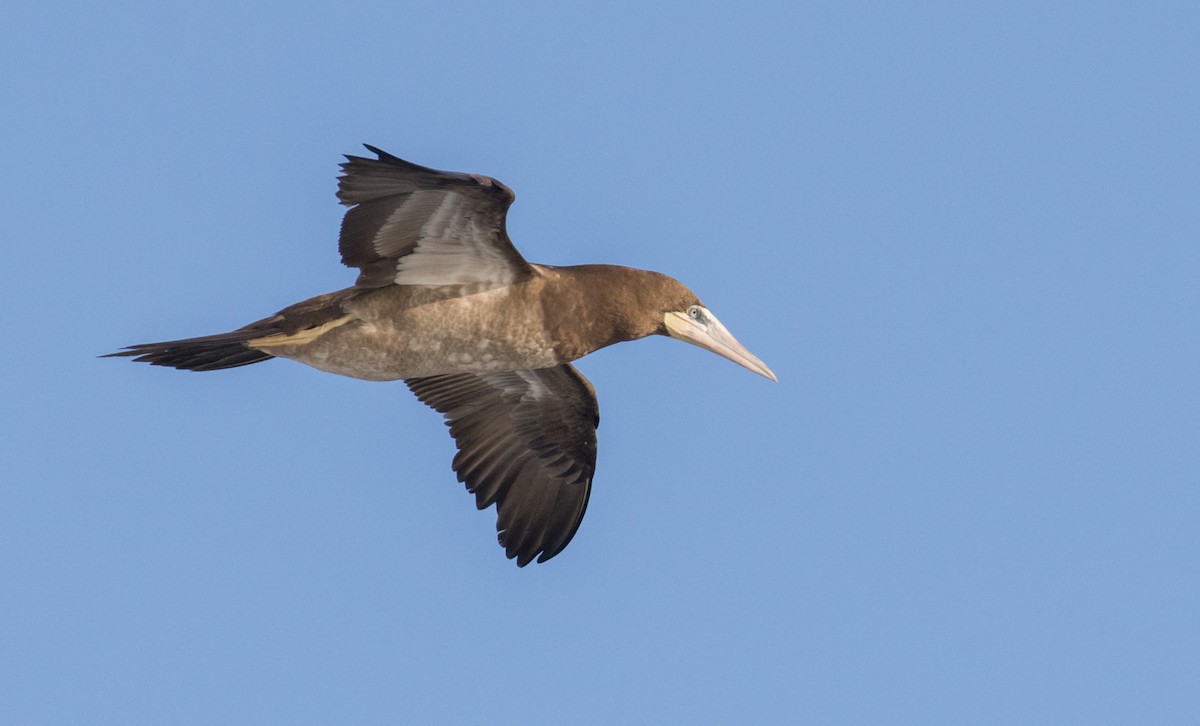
[{"x1": 538, "y1": 264, "x2": 668, "y2": 362}]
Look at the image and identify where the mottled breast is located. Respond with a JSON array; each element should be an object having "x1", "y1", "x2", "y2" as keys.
[{"x1": 253, "y1": 283, "x2": 562, "y2": 381}]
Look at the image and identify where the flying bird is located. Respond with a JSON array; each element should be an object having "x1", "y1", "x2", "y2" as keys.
[{"x1": 108, "y1": 146, "x2": 775, "y2": 566}]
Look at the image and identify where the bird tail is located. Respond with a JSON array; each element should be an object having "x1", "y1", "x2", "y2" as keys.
[
  {"x1": 103, "y1": 329, "x2": 275, "y2": 372},
  {"x1": 105, "y1": 288, "x2": 363, "y2": 372}
]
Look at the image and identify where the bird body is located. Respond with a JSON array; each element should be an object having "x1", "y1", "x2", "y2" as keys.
[
  {"x1": 109, "y1": 146, "x2": 774, "y2": 566},
  {"x1": 245, "y1": 264, "x2": 689, "y2": 381}
]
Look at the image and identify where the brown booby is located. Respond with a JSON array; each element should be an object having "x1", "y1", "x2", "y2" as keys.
[{"x1": 108, "y1": 146, "x2": 775, "y2": 566}]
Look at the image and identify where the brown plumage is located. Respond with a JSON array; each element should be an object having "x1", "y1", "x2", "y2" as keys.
[{"x1": 107, "y1": 146, "x2": 775, "y2": 566}]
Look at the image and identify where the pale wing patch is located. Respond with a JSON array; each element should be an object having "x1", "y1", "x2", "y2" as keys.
[
  {"x1": 371, "y1": 190, "x2": 449, "y2": 258},
  {"x1": 508, "y1": 370, "x2": 553, "y2": 401},
  {"x1": 392, "y1": 192, "x2": 523, "y2": 287}
]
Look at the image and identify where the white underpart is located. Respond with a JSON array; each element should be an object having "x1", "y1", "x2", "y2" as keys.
[{"x1": 376, "y1": 191, "x2": 522, "y2": 287}]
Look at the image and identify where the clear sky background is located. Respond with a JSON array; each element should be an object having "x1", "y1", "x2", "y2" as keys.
[{"x1": 2, "y1": 2, "x2": 1197, "y2": 724}]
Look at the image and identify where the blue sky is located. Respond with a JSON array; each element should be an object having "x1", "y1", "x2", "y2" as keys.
[{"x1": 3, "y1": 2, "x2": 1198, "y2": 723}]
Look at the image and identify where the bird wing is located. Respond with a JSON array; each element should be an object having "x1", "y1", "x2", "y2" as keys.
[
  {"x1": 405, "y1": 364, "x2": 599, "y2": 566},
  {"x1": 336, "y1": 145, "x2": 534, "y2": 288}
]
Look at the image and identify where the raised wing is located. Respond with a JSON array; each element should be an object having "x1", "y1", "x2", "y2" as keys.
[
  {"x1": 406, "y1": 365, "x2": 599, "y2": 566},
  {"x1": 337, "y1": 145, "x2": 534, "y2": 288}
]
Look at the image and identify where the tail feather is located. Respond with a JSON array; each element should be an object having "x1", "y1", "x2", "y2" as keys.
[
  {"x1": 106, "y1": 288, "x2": 360, "y2": 372},
  {"x1": 103, "y1": 330, "x2": 274, "y2": 371}
]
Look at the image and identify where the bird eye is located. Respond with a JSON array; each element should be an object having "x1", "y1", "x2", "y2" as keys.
[{"x1": 687, "y1": 306, "x2": 703, "y2": 321}]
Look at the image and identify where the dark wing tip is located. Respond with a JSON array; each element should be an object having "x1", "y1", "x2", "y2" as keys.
[
  {"x1": 345, "y1": 143, "x2": 404, "y2": 167},
  {"x1": 362, "y1": 143, "x2": 393, "y2": 160},
  {"x1": 337, "y1": 145, "x2": 516, "y2": 208}
]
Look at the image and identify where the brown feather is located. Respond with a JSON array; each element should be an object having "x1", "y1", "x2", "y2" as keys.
[{"x1": 405, "y1": 366, "x2": 598, "y2": 566}]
